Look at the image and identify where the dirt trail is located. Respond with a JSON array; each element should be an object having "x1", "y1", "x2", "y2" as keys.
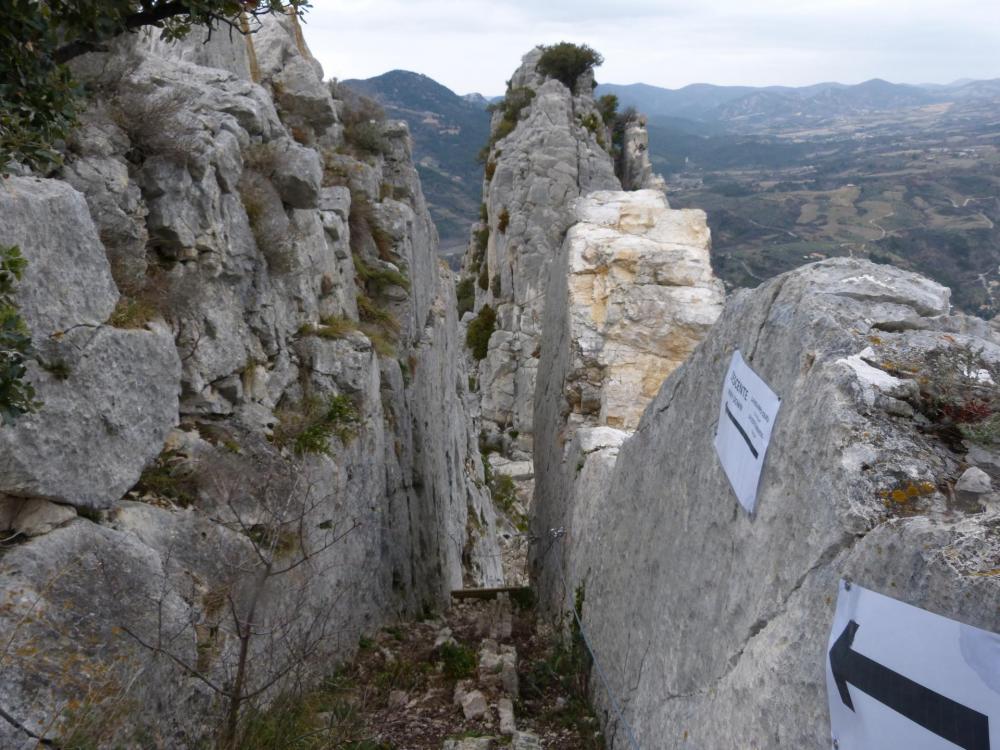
[{"x1": 268, "y1": 596, "x2": 604, "y2": 749}]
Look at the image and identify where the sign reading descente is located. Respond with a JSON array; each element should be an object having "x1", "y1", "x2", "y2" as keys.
[
  {"x1": 713, "y1": 350, "x2": 780, "y2": 513},
  {"x1": 827, "y1": 581, "x2": 1000, "y2": 749}
]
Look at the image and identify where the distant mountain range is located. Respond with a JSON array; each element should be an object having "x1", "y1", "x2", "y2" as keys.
[
  {"x1": 596, "y1": 77, "x2": 1000, "y2": 131},
  {"x1": 342, "y1": 70, "x2": 491, "y2": 252},
  {"x1": 342, "y1": 70, "x2": 1000, "y2": 259}
]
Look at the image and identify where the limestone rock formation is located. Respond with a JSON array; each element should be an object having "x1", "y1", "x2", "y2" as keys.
[
  {"x1": 461, "y1": 48, "x2": 620, "y2": 462},
  {"x1": 0, "y1": 14, "x2": 500, "y2": 748},
  {"x1": 553, "y1": 189, "x2": 723, "y2": 431},
  {"x1": 0, "y1": 177, "x2": 181, "y2": 510},
  {"x1": 619, "y1": 116, "x2": 666, "y2": 192},
  {"x1": 532, "y1": 257, "x2": 1000, "y2": 748},
  {"x1": 458, "y1": 50, "x2": 676, "y2": 580}
]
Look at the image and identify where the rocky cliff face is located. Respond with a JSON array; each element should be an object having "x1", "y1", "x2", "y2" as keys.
[
  {"x1": 459, "y1": 50, "x2": 678, "y2": 551},
  {"x1": 461, "y1": 48, "x2": 620, "y2": 465},
  {"x1": 531, "y1": 256, "x2": 1000, "y2": 748},
  {"x1": 0, "y1": 15, "x2": 500, "y2": 748}
]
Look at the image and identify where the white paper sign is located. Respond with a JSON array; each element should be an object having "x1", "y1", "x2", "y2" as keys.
[
  {"x1": 827, "y1": 581, "x2": 1000, "y2": 750},
  {"x1": 713, "y1": 350, "x2": 780, "y2": 513}
]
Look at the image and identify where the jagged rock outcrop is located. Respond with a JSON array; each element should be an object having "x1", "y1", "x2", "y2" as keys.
[
  {"x1": 532, "y1": 257, "x2": 1000, "y2": 748},
  {"x1": 461, "y1": 48, "x2": 620, "y2": 464},
  {"x1": 459, "y1": 51, "x2": 673, "y2": 573},
  {"x1": 619, "y1": 116, "x2": 666, "y2": 192},
  {"x1": 546, "y1": 190, "x2": 723, "y2": 432},
  {"x1": 0, "y1": 177, "x2": 181, "y2": 509},
  {"x1": 0, "y1": 14, "x2": 500, "y2": 748}
]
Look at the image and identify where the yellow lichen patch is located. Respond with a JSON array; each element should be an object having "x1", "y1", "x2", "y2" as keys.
[{"x1": 880, "y1": 480, "x2": 936, "y2": 507}]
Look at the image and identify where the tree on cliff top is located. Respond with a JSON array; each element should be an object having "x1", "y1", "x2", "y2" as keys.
[
  {"x1": 536, "y1": 42, "x2": 604, "y2": 91},
  {"x1": 0, "y1": 0, "x2": 310, "y2": 174}
]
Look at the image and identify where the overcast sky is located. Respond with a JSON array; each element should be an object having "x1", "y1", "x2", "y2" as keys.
[{"x1": 299, "y1": 0, "x2": 1000, "y2": 95}]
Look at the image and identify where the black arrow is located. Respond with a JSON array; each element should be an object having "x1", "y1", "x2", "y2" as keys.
[{"x1": 830, "y1": 620, "x2": 990, "y2": 750}]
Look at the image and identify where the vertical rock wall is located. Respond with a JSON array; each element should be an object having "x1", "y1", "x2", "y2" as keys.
[
  {"x1": 530, "y1": 188, "x2": 724, "y2": 616},
  {"x1": 461, "y1": 49, "x2": 620, "y2": 464},
  {"x1": 532, "y1": 257, "x2": 1000, "y2": 748},
  {"x1": 0, "y1": 15, "x2": 499, "y2": 748}
]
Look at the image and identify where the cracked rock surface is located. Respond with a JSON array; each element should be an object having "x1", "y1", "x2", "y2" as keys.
[{"x1": 532, "y1": 257, "x2": 1000, "y2": 748}]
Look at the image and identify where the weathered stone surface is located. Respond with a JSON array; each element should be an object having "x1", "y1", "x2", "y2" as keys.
[
  {"x1": 497, "y1": 697, "x2": 516, "y2": 735},
  {"x1": 0, "y1": 178, "x2": 181, "y2": 510},
  {"x1": 0, "y1": 324, "x2": 180, "y2": 509},
  {"x1": 957, "y1": 466, "x2": 992, "y2": 494},
  {"x1": 559, "y1": 189, "x2": 724, "y2": 429},
  {"x1": 462, "y1": 49, "x2": 620, "y2": 460},
  {"x1": 532, "y1": 258, "x2": 1000, "y2": 748},
  {"x1": 0, "y1": 14, "x2": 502, "y2": 748},
  {"x1": 443, "y1": 738, "x2": 494, "y2": 750},
  {"x1": 0, "y1": 177, "x2": 118, "y2": 332},
  {"x1": 460, "y1": 689, "x2": 489, "y2": 720},
  {"x1": 268, "y1": 139, "x2": 323, "y2": 208},
  {"x1": 619, "y1": 117, "x2": 666, "y2": 192},
  {"x1": 511, "y1": 732, "x2": 543, "y2": 750},
  {"x1": 0, "y1": 498, "x2": 76, "y2": 538}
]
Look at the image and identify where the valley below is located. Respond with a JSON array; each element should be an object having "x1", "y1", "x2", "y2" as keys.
[{"x1": 651, "y1": 93, "x2": 1000, "y2": 315}]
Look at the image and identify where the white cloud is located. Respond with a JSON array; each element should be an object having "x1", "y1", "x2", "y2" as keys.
[{"x1": 301, "y1": 0, "x2": 1000, "y2": 93}]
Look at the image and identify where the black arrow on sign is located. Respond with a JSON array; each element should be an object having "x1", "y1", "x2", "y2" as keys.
[{"x1": 830, "y1": 620, "x2": 990, "y2": 750}]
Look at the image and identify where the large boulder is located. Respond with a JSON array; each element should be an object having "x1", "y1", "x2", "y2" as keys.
[
  {"x1": 0, "y1": 177, "x2": 180, "y2": 510},
  {"x1": 534, "y1": 258, "x2": 1000, "y2": 748}
]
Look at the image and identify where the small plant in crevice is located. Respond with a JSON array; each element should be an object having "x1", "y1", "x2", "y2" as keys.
[
  {"x1": 438, "y1": 642, "x2": 477, "y2": 680},
  {"x1": 0, "y1": 245, "x2": 38, "y2": 425},
  {"x1": 353, "y1": 253, "x2": 410, "y2": 294},
  {"x1": 38, "y1": 358, "x2": 71, "y2": 380},
  {"x1": 455, "y1": 277, "x2": 475, "y2": 317},
  {"x1": 465, "y1": 304, "x2": 497, "y2": 361},
  {"x1": 490, "y1": 272, "x2": 501, "y2": 298},
  {"x1": 497, "y1": 208, "x2": 510, "y2": 233},
  {"x1": 299, "y1": 314, "x2": 360, "y2": 341},
  {"x1": 477, "y1": 262, "x2": 490, "y2": 292},
  {"x1": 272, "y1": 393, "x2": 361, "y2": 457},
  {"x1": 889, "y1": 344, "x2": 1000, "y2": 448},
  {"x1": 108, "y1": 296, "x2": 158, "y2": 330},
  {"x1": 133, "y1": 449, "x2": 200, "y2": 508}
]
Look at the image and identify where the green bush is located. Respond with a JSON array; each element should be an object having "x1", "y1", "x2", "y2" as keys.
[
  {"x1": 536, "y1": 42, "x2": 604, "y2": 90},
  {"x1": 456, "y1": 277, "x2": 475, "y2": 317},
  {"x1": 497, "y1": 208, "x2": 510, "y2": 233},
  {"x1": 597, "y1": 94, "x2": 619, "y2": 125},
  {"x1": 344, "y1": 121, "x2": 389, "y2": 157},
  {"x1": 580, "y1": 113, "x2": 601, "y2": 135},
  {"x1": 1, "y1": 1, "x2": 307, "y2": 175},
  {"x1": 438, "y1": 642, "x2": 476, "y2": 680},
  {"x1": 353, "y1": 254, "x2": 409, "y2": 294},
  {"x1": 477, "y1": 262, "x2": 490, "y2": 292},
  {"x1": 339, "y1": 89, "x2": 389, "y2": 159},
  {"x1": 478, "y1": 86, "x2": 536, "y2": 164},
  {"x1": 0, "y1": 245, "x2": 37, "y2": 424},
  {"x1": 273, "y1": 394, "x2": 361, "y2": 457},
  {"x1": 465, "y1": 305, "x2": 496, "y2": 361}
]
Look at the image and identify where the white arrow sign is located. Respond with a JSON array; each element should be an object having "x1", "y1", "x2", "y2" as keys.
[
  {"x1": 713, "y1": 350, "x2": 780, "y2": 513},
  {"x1": 827, "y1": 581, "x2": 1000, "y2": 750}
]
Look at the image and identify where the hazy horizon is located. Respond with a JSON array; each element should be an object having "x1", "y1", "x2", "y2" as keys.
[
  {"x1": 299, "y1": 0, "x2": 1000, "y2": 96},
  {"x1": 334, "y1": 69, "x2": 997, "y2": 99}
]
